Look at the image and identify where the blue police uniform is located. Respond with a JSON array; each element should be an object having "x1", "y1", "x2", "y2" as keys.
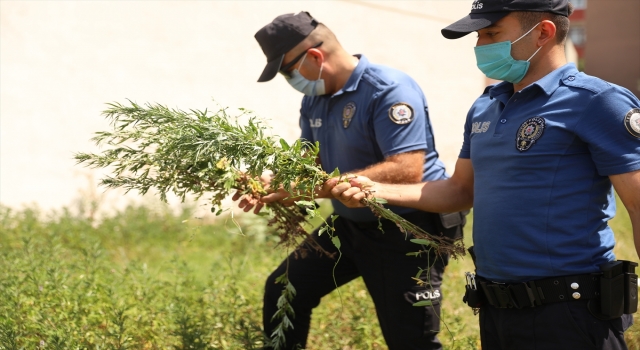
[
  {"x1": 263, "y1": 55, "x2": 463, "y2": 350},
  {"x1": 300, "y1": 55, "x2": 447, "y2": 221},
  {"x1": 460, "y1": 63, "x2": 640, "y2": 349}
]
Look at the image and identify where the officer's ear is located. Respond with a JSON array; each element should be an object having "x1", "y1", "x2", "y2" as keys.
[
  {"x1": 305, "y1": 48, "x2": 324, "y2": 67},
  {"x1": 537, "y1": 20, "x2": 557, "y2": 47}
]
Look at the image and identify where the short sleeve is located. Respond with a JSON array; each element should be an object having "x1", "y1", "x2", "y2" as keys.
[
  {"x1": 576, "y1": 86, "x2": 640, "y2": 175},
  {"x1": 370, "y1": 84, "x2": 428, "y2": 157}
]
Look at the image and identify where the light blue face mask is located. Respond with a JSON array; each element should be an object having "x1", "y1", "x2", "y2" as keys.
[
  {"x1": 474, "y1": 23, "x2": 543, "y2": 83},
  {"x1": 284, "y1": 53, "x2": 326, "y2": 96}
]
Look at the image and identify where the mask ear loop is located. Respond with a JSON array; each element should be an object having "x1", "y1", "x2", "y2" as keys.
[
  {"x1": 297, "y1": 51, "x2": 323, "y2": 80},
  {"x1": 296, "y1": 52, "x2": 308, "y2": 70},
  {"x1": 317, "y1": 60, "x2": 324, "y2": 80},
  {"x1": 526, "y1": 46, "x2": 543, "y2": 62},
  {"x1": 512, "y1": 22, "x2": 543, "y2": 62},
  {"x1": 512, "y1": 22, "x2": 541, "y2": 45}
]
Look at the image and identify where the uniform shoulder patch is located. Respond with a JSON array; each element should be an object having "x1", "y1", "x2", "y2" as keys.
[
  {"x1": 388, "y1": 103, "x2": 414, "y2": 125},
  {"x1": 624, "y1": 108, "x2": 640, "y2": 138},
  {"x1": 516, "y1": 117, "x2": 545, "y2": 152}
]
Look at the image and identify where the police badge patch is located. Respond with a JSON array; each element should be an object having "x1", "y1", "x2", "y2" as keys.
[
  {"x1": 624, "y1": 108, "x2": 640, "y2": 138},
  {"x1": 342, "y1": 102, "x2": 356, "y2": 129},
  {"x1": 516, "y1": 117, "x2": 545, "y2": 152},
  {"x1": 388, "y1": 103, "x2": 414, "y2": 124}
]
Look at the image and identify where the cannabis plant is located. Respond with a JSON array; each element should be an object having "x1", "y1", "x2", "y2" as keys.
[
  {"x1": 75, "y1": 100, "x2": 463, "y2": 256},
  {"x1": 75, "y1": 100, "x2": 465, "y2": 348}
]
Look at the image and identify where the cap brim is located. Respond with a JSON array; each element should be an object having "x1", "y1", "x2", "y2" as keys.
[
  {"x1": 257, "y1": 54, "x2": 285, "y2": 82},
  {"x1": 441, "y1": 12, "x2": 509, "y2": 39}
]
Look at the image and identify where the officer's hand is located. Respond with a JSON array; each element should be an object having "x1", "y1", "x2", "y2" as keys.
[
  {"x1": 345, "y1": 175, "x2": 375, "y2": 190},
  {"x1": 318, "y1": 173, "x2": 369, "y2": 197},
  {"x1": 232, "y1": 191, "x2": 264, "y2": 214},
  {"x1": 231, "y1": 172, "x2": 273, "y2": 214},
  {"x1": 261, "y1": 186, "x2": 297, "y2": 206},
  {"x1": 329, "y1": 176, "x2": 375, "y2": 209},
  {"x1": 259, "y1": 172, "x2": 298, "y2": 206},
  {"x1": 315, "y1": 177, "x2": 341, "y2": 199},
  {"x1": 331, "y1": 182, "x2": 367, "y2": 208}
]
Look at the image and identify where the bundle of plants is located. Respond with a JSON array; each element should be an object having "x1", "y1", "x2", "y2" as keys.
[{"x1": 74, "y1": 100, "x2": 465, "y2": 258}]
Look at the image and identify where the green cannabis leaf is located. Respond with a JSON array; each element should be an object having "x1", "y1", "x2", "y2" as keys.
[
  {"x1": 75, "y1": 100, "x2": 466, "y2": 349},
  {"x1": 74, "y1": 100, "x2": 464, "y2": 258},
  {"x1": 75, "y1": 100, "x2": 326, "y2": 251}
]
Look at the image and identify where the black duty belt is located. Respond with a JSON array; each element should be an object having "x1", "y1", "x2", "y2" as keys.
[{"x1": 478, "y1": 274, "x2": 600, "y2": 309}]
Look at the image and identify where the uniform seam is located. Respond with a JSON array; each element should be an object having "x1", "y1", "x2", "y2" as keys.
[
  {"x1": 543, "y1": 128, "x2": 570, "y2": 277},
  {"x1": 360, "y1": 69, "x2": 391, "y2": 93},
  {"x1": 562, "y1": 73, "x2": 611, "y2": 94},
  {"x1": 541, "y1": 85, "x2": 588, "y2": 277},
  {"x1": 365, "y1": 71, "x2": 394, "y2": 161},
  {"x1": 572, "y1": 89, "x2": 608, "y2": 265}
]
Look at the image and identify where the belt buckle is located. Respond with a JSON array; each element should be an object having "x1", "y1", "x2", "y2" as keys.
[
  {"x1": 483, "y1": 283, "x2": 514, "y2": 308},
  {"x1": 524, "y1": 280, "x2": 543, "y2": 307}
]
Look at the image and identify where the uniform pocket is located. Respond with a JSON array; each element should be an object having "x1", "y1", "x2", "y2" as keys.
[{"x1": 562, "y1": 301, "x2": 602, "y2": 348}]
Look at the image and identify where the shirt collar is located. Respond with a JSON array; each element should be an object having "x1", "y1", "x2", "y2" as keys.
[
  {"x1": 334, "y1": 54, "x2": 367, "y2": 96},
  {"x1": 488, "y1": 81, "x2": 514, "y2": 101},
  {"x1": 488, "y1": 63, "x2": 580, "y2": 100},
  {"x1": 531, "y1": 63, "x2": 579, "y2": 96}
]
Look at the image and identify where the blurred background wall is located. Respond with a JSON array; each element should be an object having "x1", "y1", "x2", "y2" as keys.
[
  {"x1": 583, "y1": 0, "x2": 640, "y2": 97},
  {"x1": 1, "y1": 1, "x2": 483, "y2": 213},
  {"x1": 4, "y1": 0, "x2": 629, "y2": 214}
]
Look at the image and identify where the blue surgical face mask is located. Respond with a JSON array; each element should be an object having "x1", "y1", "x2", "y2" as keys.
[
  {"x1": 474, "y1": 23, "x2": 543, "y2": 83},
  {"x1": 284, "y1": 53, "x2": 326, "y2": 96}
]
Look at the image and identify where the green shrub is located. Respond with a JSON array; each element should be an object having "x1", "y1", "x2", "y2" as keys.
[{"x1": 0, "y1": 199, "x2": 637, "y2": 349}]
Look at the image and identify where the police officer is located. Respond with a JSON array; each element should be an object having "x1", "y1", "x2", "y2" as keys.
[
  {"x1": 329, "y1": 0, "x2": 640, "y2": 349},
  {"x1": 248, "y1": 11, "x2": 465, "y2": 350}
]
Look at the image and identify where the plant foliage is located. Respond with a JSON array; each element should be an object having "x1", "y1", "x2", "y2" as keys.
[
  {"x1": 2, "y1": 204, "x2": 637, "y2": 349},
  {"x1": 75, "y1": 101, "x2": 330, "y2": 251},
  {"x1": 73, "y1": 100, "x2": 469, "y2": 348},
  {"x1": 74, "y1": 100, "x2": 464, "y2": 258}
]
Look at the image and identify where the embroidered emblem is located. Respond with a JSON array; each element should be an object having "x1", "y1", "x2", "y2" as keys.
[
  {"x1": 342, "y1": 102, "x2": 356, "y2": 129},
  {"x1": 471, "y1": 0, "x2": 483, "y2": 10},
  {"x1": 388, "y1": 103, "x2": 414, "y2": 125},
  {"x1": 309, "y1": 118, "x2": 322, "y2": 128},
  {"x1": 624, "y1": 108, "x2": 640, "y2": 138},
  {"x1": 471, "y1": 121, "x2": 491, "y2": 134},
  {"x1": 516, "y1": 117, "x2": 545, "y2": 152}
]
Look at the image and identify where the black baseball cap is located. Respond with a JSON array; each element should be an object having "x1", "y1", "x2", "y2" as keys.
[
  {"x1": 255, "y1": 11, "x2": 319, "y2": 82},
  {"x1": 441, "y1": 0, "x2": 570, "y2": 40}
]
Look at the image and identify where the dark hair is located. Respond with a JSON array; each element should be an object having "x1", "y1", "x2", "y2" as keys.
[{"x1": 513, "y1": 3, "x2": 574, "y2": 44}]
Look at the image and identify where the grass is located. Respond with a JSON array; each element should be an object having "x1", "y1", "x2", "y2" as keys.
[{"x1": 0, "y1": 196, "x2": 638, "y2": 349}]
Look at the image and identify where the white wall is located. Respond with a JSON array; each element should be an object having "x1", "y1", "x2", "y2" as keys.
[{"x1": 0, "y1": 0, "x2": 484, "y2": 212}]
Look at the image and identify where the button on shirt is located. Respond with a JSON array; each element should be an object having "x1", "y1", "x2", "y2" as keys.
[
  {"x1": 300, "y1": 55, "x2": 447, "y2": 222},
  {"x1": 459, "y1": 63, "x2": 640, "y2": 283}
]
